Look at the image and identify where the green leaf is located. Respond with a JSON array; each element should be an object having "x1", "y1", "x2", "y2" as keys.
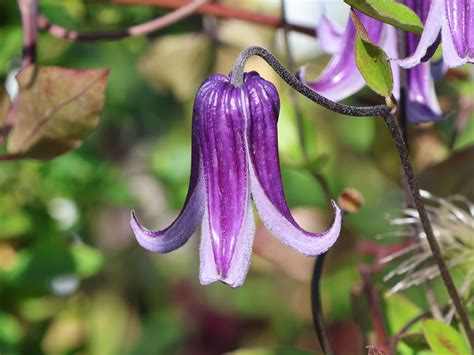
[
  {"x1": 385, "y1": 293, "x2": 422, "y2": 334},
  {"x1": 0, "y1": 28, "x2": 22, "y2": 76},
  {"x1": 5, "y1": 244, "x2": 104, "y2": 286},
  {"x1": 0, "y1": 313, "x2": 22, "y2": 348},
  {"x1": 398, "y1": 332, "x2": 429, "y2": 351},
  {"x1": 351, "y1": 11, "x2": 393, "y2": 99},
  {"x1": 6, "y1": 65, "x2": 109, "y2": 160},
  {"x1": 70, "y1": 243, "x2": 104, "y2": 278},
  {"x1": 345, "y1": 0, "x2": 424, "y2": 34},
  {"x1": 423, "y1": 319, "x2": 470, "y2": 355},
  {"x1": 355, "y1": 35, "x2": 393, "y2": 98}
]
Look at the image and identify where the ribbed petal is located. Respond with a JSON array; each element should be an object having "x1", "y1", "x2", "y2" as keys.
[
  {"x1": 197, "y1": 74, "x2": 251, "y2": 282},
  {"x1": 130, "y1": 123, "x2": 204, "y2": 253},
  {"x1": 318, "y1": 14, "x2": 345, "y2": 55},
  {"x1": 301, "y1": 11, "x2": 384, "y2": 101},
  {"x1": 397, "y1": 0, "x2": 443, "y2": 68},
  {"x1": 247, "y1": 77, "x2": 342, "y2": 256},
  {"x1": 445, "y1": 0, "x2": 474, "y2": 62},
  {"x1": 442, "y1": 8, "x2": 470, "y2": 67},
  {"x1": 199, "y1": 194, "x2": 254, "y2": 288}
]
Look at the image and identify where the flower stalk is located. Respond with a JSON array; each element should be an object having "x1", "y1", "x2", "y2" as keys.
[
  {"x1": 311, "y1": 253, "x2": 333, "y2": 355},
  {"x1": 383, "y1": 113, "x2": 474, "y2": 349},
  {"x1": 100, "y1": 0, "x2": 316, "y2": 36},
  {"x1": 397, "y1": 24, "x2": 444, "y2": 321},
  {"x1": 231, "y1": 45, "x2": 473, "y2": 349}
]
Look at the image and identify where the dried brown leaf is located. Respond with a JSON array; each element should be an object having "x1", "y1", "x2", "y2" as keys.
[{"x1": 7, "y1": 65, "x2": 109, "y2": 160}]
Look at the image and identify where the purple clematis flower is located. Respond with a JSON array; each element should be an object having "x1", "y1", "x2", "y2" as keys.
[
  {"x1": 131, "y1": 72, "x2": 342, "y2": 288},
  {"x1": 298, "y1": 5, "x2": 442, "y2": 123},
  {"x1": 398, "y1": 0, "x2": 473, "y2": 68}
]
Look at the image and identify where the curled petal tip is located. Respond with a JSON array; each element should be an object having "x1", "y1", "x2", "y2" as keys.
[
  {"x1": 199, "y1": 199, "x2": 255, "y2": 288},
  {"x1": 129, "y1": 171, "x2": 205, "y2": 253}
]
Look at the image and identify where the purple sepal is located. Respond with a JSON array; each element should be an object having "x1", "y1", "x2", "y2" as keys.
[
  {"x1": 246, "y1": 76, "x2": 342, "y2": 256},
  {"x1": 398, "y1": 0, "x2": 473, "y2": 68},
  {"x1": 130, "y1": 123, "x2": 205, "y2": 253},
  {"x1": 130, "y1": 71, "x2": 343, "y2": 287},
  {"x1": 299, "y1": 11, "x2": 384, "y2": 101},
  {"x1": 318, "y1": 14, "x2": 345, "y2": 55}
]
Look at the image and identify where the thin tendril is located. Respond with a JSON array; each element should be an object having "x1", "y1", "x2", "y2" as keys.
[{"x1": 311, "y1": 253, "x2": 333, "y2": 355}]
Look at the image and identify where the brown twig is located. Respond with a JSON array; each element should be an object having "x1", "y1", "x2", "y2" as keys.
[
  {"x1": 359, "y1": 265, "x2": 389, "y2": 349},
  {"x1": 0, "y1": 154, "x2": 21, "y2": 161},
  {"x1": 98, "y1": 0, "x2": 316, "y2": 36},
  {"x1": 396, "y1": 27, "x2": 444, "y2": 322},
  {"x1": 17, "y1": 0, "x2": 38, "y2": 67},
  {"x1": 1, "y1": 1, "x2": 37, "y2": 149},
  {"x1": 37, "y1": 0, "x2": 207, "y2": 41},
  {"x1": 383, "y1": 113, "x2": 474, "y2": 348}
]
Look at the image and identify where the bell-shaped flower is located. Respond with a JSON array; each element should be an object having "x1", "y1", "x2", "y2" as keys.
[
  {"x1": 298, "y1": 6, "x2": 442, "y2": 123},
  {"x1": 398, "y1": 0, "x2": 473, "y2": 68},
  {"x1": 131, "y1": 72, "x2": 342, "y2": 288}
]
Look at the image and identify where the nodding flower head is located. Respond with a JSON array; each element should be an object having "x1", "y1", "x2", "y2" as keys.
[
  {"x1": 131, "y1": 71, "x2": 342, "y2": 288},
  {"x1": 380, "y1": 191, "x2": 474, "y2": 295}
]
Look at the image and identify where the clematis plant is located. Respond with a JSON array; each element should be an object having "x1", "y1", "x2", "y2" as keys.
[
  {"x1": 131, "y1": 71, "x2": 342, "y2": 288},
  {"x1": 298, "y1": 3, "x2": 443, "y2": 123},
  {"x1": 398, "y1": 0, "x2": 474, "y2": 68}
]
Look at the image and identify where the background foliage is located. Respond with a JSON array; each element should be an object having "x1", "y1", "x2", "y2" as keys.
[{"x1": 0, "y1": 1, "x2": 473, "y2": 354}]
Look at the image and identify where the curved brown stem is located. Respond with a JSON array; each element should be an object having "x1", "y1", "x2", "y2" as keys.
[
  {"x1": 383, "y1": 113, "x2": 474, "y2": 349},
  {"x1": 37, "y1": 0, "x2": 206, "y2": 41},
  {"x1": 99, "y1": 0, "x2": 316, "y2": 36},
  {"x1": 17, "y1": 0, "x2": 38, "y2": 67}
]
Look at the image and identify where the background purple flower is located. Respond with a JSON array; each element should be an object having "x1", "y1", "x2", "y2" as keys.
[
  {"x1": 398, "y1": 0, "x2": 474, "y2": 68},
  {"x1": 298, "y1": 4, "x2": 443, "y2": 123}
]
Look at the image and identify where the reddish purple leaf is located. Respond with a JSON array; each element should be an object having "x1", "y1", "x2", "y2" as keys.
[{"x1": 6, "y1": 65, "x2": 109, "y2": 160}]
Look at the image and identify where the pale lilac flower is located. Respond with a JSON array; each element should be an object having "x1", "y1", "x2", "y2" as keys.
[
  {"x1": 131, "y1": 72, "x2": 342, "y2": 288},
  {"x1": 398, "y1": 0, "x2": 474, "y2": 68},
  {"x1": 298, "y1": 5, "x2": 442, "y2": 123}
]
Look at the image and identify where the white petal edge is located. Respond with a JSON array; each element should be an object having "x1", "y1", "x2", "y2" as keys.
[
  {"x1": 383, "y1": 25, "x2": 400, "y2": 99},
  {"x1": 397, "y1": 0, "x2": 444, "y2": 68},
  {"x1": 130, "y1": 169, "x2": 205, "y2": 253},
  {"x1": 249, "y1": 162, "x2": 342, "y2": 257},
  {"x1": 318, "y1": 14, "x2": 345, "y2": 54},
  {"x1": 199, "y1": 192, "x2": 255, "y2": 288},
  {"x1": 441, "y1": 10, "x2": 469, "y2": 67}
]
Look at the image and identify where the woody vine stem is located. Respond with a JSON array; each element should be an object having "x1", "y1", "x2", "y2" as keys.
[{"x1": 231, "y1": 45, "x2": 474, "y2": 349}]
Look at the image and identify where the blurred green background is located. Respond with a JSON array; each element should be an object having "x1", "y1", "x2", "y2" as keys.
[{"x1": 1, "y1": 1, "x2": 473, "y2": 354}]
